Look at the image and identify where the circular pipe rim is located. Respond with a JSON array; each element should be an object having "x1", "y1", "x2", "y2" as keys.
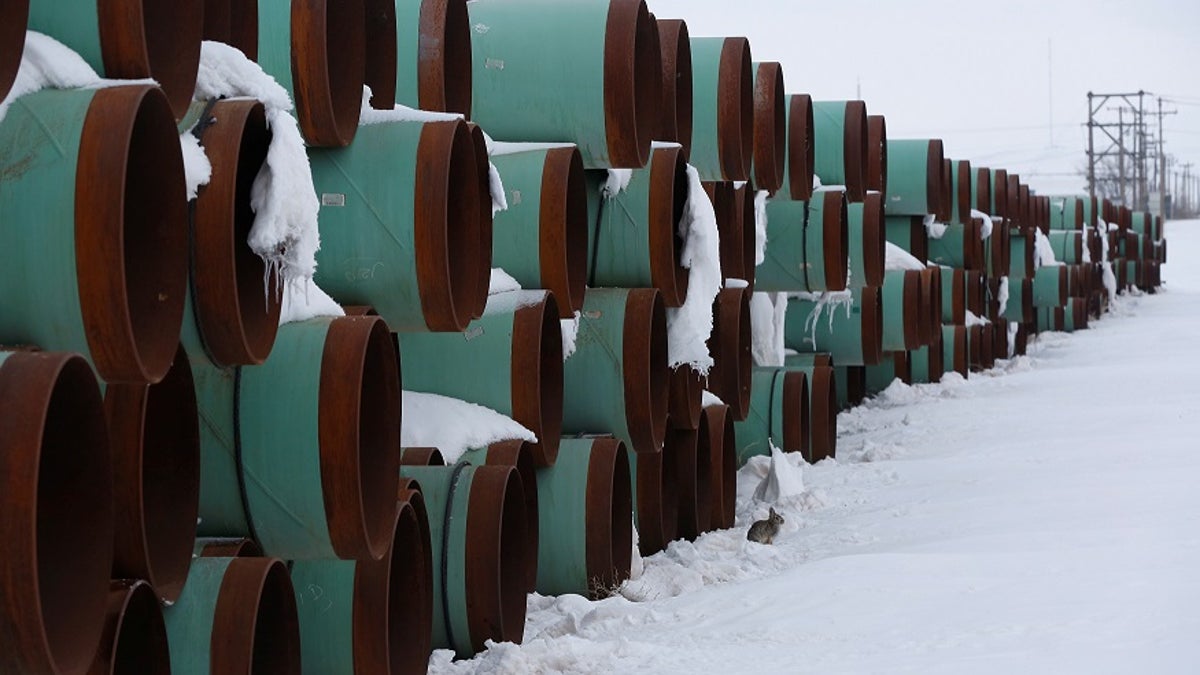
[
  {"x1": 940, "y1": 158, "x2": 953, "y2": 223},
  {"x1": 822, "y1": 190, "x2": 849, "y2": 291},
  {"x1": 668, "y1": 365, "x2": 703, "y2": 431},
  {"x1": 787, "y1": 93, "x2": 815, "y2": 200},
  {"x1": 97, "y1": 0, "x2": 202, "y2": 119},
  {"x1": 739, "y1": 182, "x2": 757, "y2": 291},
  {"x1": 192, "y1": 99, "x2": 281, "y2": 366},
  {"x1": 540, "y1": 147, "x2": 589, "y2": 317},
  {"x1": 923, "y1": 140, "x2": 945, "y2": 220},
  {"x1": 0, "y1": 1, "x2": 28, "y2": 101},
  {"x1": 510, "y1": 295, "x2": 564, "y2": 466},
  {"x1": 707, "y1": 287, "x2": 753, "y2": 420},
  {"x1": 198, "y1": 538, "x2": 264, "y2": 558},
  {"x1": 464, "y1": 466, "x2": 528, "y2": 649},
  {"x1": 76, "y1": 84, "x2": 188, "y2": 384},
  {"x1": 604, "y1": 0, "x2": 658, "y2": 167},
  {"x1": 622, "y1": 288, "x2": 669, "y2": 453},
  {"x1": 974, "y1": 167, "x2": 992, "y2": 213},
  {"x1": 211, "y1": 557, "x2": 301, "y2": 674},
  {"x1": 465, "y1": 122, "x2": 493, "y2": 320},
  {"x1": 417, "y1": 0, "x2": 472, "y2": 115},
  {"x1": 649, "y1": 145, "x2": 691, "y2": 307},
  {"x1": 202, "y1": 0, "x2": 260, "y2": 60},
  {"x1": 636, "y1": 440, "x2": 679, "y2": 554},
  {"x1": 319, "y1": 315, "x2": 402, "y2": 561},
  {"x1": 862, "y1": 192, "x2": 886, "y2": 287},
  {"x1": 751, "y1": 61, "x2": 786, "y2": 192},
  {"x1": 586, "y1": 438, "x2": 633, "y2": 592},
  {"x1": 0, "y1": 351, "x2": 112, "y2": 675},
  {"x1": 400, "y1": 447, "x2": 446, "y2": 467},
  {"x1": 105, "y1": 345, "x2": 200, "y2": 603},
  {"x1": 716, "y1": 37, "x2": 754, "y2": 181},
  {"x1": 954, "y1": 160, "x2": 972, "y2": 225},
  {"x1": 808, "y1": 366, "x2": 837, "y2": 461},
  {"x1": 482, "y1": 439, "x2": 541, "y2": 591},
  {"x1": 950, "y1": 325, "x2": 968, "y2": 377},
  {"x1": 841, "y1": 100, "x2": 869, "y2": 202},
  {"x1": 702, "y1": 404, "x2": 738, "y2": 530},
  {"x1": 667, "y1": 427, "x2": 704, "y2": 541},
  {"x1": 395, "y1": 485, "x2": 434, "y2": 666},
  {"x1": 290, "y1": 0, "x2": 366, "y2": 146},
  {"x1": 867, "y1": 114, "x2": 888, "y2": 196},
  {"x1": 92, "y1": 580, "x2": 170, "y2": 675},
  {"x1": 655, "y1": 18, "x2": 693, "y2": 158},
  {"x1": 692, "y1": 413, "x2": 713, "y2": 534},
  {"x1": 781, "y1": 371, "x2": 809, "y2": 457}
]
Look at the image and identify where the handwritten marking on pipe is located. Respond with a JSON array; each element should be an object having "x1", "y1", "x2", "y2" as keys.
[
  {"x1": 511, "y1": 190, "x2": 522, "y2": 206},
  {"x1": 303, "y1": 583, "x2": 334, "y2": 613},
  {"x1": 584, "y1": 310, "x2": 603, "y2": 319},
  {"x1": 344, "y1": 260, "x2": 385, "y2": 282},
  {"x1": 473, "y1": 23, "x2": 490, "y2": 34},
  {"x1": 321, "y1": 193, "x2": 346, "y2": 207},
  {"x1": 485, "y1": 58, "x2": 505, "y2": 70},
  {"x1": 463, "y1": 326, "x2": 484, "y2": 341}
]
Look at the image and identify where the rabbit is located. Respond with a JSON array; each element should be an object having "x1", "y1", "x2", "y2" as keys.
[{"x1": 746, "y1": 507, "x2": 784, "y2": 544}]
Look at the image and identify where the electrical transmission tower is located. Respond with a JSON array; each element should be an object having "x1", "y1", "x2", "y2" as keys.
[{"x1": 1086, "y1": 91, "x2": 1147, "y2": 208}]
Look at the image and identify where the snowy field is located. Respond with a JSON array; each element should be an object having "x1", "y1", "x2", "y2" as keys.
[{"x1": 432, "y1": 220, "x2": 1200, "y2": 674}]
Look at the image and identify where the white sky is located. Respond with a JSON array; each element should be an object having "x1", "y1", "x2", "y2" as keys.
[{"x1": 647, "y1": 0, "x2": 1200, "y2": 196}]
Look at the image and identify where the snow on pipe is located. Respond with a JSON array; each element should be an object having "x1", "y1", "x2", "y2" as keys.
[
  {"x1": 532, "y1": 437, "x2": 633, "y2": 598},
  {"x1": 689, "y1": 36, "x2": 754, "y2": 182},
  {"x1": 884, "y1": 138, "x2": 945, "y2": 218},
  {"x1": 812, "y1": 100, "x2": 869, "y2": 202},
  {"x1": 773, "y1": 93, "x2": 815, "y2": 201},
  {"x1": 918, "y1": 266, "x2": 943, "y2": 348},
  {"x1": 27, "y1": 0, "x2": 202, "y2": 119},
  {"x1": 203, "y1": 0, "x2": 259, "y2": 59},
  {"x1": 400, "y1": 447, "x2": 447, "y2": 467},
  {"x1": 758, "y1": 189, "x2": 850, "y2": 292},
  {"x1": 668, "y1": 365, "x2": 704, "y2": 430},
  {"x1": 256, "y1": 0, "x2": 368, "y2": 146},
  {"x1": 781, "y1": 356, "x2": 838, "y2": 462},
  {"x1": 89, "y1": 580, "x2": 170, "y2": 675},
  {"x1": 701, "y1": 404, "x2": 738, "y2": 530},
  {"x1": 391, "y1": 0, "x2": 472, "y2": 115},
  {"x1": 562, "y1": 288, "x2": 669, "y2": 456},
  {"x1": 734, "y1": 367, "x2": 809, "y2": 464},
  {"x1": 655, "y1": 18, "x2": 694, "y2": 158},
  {"x1": 468, "y1": 0, "x2": 660, "y2": 169},
  {"x1": 928, "y1": 219, "x2": 985, "y2": 271},
  {"x1": 670, "y1": 424, "x2": 711, "y2": 541},
  {"x1": 1001, "y1": 277, "x2": 1035, "y2": 324},
  {"x1": 881, "y1": 269, "x2": 924, "y2": 352},
  {"x1": 706, "y1": 287, "x2": 752, "y2": 421},
  {"x1": 401, "y1": 292, "x2": 564, "y2": 467},
  {"x1": 631, "y1": 430, "x2": 679, "y2": 554},
  {"x1": 490, "y1": 146, "x2": 588, "y2": 317},
  {"x1": 0, "y1": 85, "x2": 188, "y2": 385},
  {"x1": 0, "y1": 351, "x2": 112, "y2": 675},
  {"x1": 163, "y1": 556, "x2": 301, "y2": 674},
  {"x1": 0, "y1": 0, "x2": 27, "y2": 101},
  {"x1": 290, "y1": 496, "x2": 433, "y2": 675},
  {"x1": 104, "y1": 345, "x2": 200, "y2": 604},
  {"x1": 867, "y1": 113, "x2": 888, "y2": 196},
  {"x1": 195, "y1": 315, "x2": 401, "y2": 562},
  {"x1": 184, "y1": 98, "x2": 281, "y2": 366},
  {"x1": 1032, "y1": 265, "x2": 1069, "y2": 308},
  {"x1": 848, "y1": 192, "x2": 886, "y2": 288},
  {"x1": 195, "y1": 537, "x2": 263, "y2": 558},
  {"x1": 942, "y1": 324, "x2": 969, "y2": 379},
  {"x1": 588, "y1": 145, "x2": 691, "y2": 307},
  {"x1": 397, "y1": 464, "x2": 528, "y2": 659},
  {"x1": 309, "y1": 117, "x2": 487, "y2": 332},
  {"x1": 784, "y1": 285, "x2": 884, "y2": 367},
  {"x1": 750, "y1": 61, "x2": 786, "y2": 192},
  {"x1": 884, "y1": 215, "x2": 928, "y2": 263},
  {"x1": 461, "y1": 440, "x2": 542, "y2": 592}
]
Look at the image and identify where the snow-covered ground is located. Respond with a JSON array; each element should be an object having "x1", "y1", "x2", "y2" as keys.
[{"x1": 432, "y1": 220, "x2": 1200, "y2": 674}]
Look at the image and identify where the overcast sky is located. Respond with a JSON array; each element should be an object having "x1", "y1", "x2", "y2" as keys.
[{"x1": 647, "y1": 0, "x2": 1200, "y2": 197}]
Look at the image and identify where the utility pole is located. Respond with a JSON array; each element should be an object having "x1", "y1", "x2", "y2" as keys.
[
  {"x1": 1118, "y1": 108, "x2": 1126, "y2": 205},
  {"x1": 1154, "y1": 96, "x2": 1178, "y2": 219},
  {"x1": 1086, "y1": 92, "x2": 1146, "y2": 206}
]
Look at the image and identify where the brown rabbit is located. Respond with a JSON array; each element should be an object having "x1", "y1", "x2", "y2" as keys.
[{"x1": 746, "y1": 507, "x2": 784, "y2": 544}]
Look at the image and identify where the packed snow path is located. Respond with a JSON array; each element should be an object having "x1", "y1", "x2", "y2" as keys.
[{"x1": 433, "y1": 221, "x2": 1200, "y2": 674}]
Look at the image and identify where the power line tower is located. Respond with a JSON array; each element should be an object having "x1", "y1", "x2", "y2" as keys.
[
  {"x1": 1153, "y1": 96, "x2": 1178, "y2": 219},
  {"x1": 1087, "y1": 91, "x2": 1147, "y2": 207}
]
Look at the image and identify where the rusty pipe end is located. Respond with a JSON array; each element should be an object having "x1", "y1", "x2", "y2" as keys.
[
  {"x1": 809, "y1": 366, "x2": 837, "y2": 461},
  {"x1": 211, "y1": 558, "x2": 301, "y2": 674},
  {"x1": 636, "y1": 442, "x2": 679, "y2": 554},
  {"x1": 922, "y1": 139, "x2": 945, "y2": 220},
  {"x1": 715, "y1": 37, "x2": 754, "y2": 181},
  {"x1": 291, "y1": 0, "x2": 365, "y2": 146},
  {"x1": 416, "y1": 0, "x2": 473, "y2": 116},
  {"x1": 400, "y1": 447, "x2": 446, "y2": 467},
  {"x1": 202, "y1": 0, "x2": 260, "y2": 60},
  {"x1": 76, "y1": 84, "x2": 188, "y2": 384},
  {"x1": 622, "y1": 288, "x2": 669, "y2": 453},
  {"x1": 667, "y1": 427, "x2": 704, "y2": 541},
  {"x1": 510, "y1": 295, "x2": 563, "y2": 467},
  {"x1": 656, "y1": 18, "x2": 693, "y2": 158},
  {"x1": 465, "y1": 466, "x2": 528, "y2": 649},
  {"x1": 949, "y1": 325, "x2": 968, "y2": 378},
  {"x1": 751, "y1": 61, "x2": 786, "y2": 192},
  {"x1": 668, "y1": 365, "x2": 704, "y2": 430},
  {"x1": 902, "y1": 270, "x2": 923, "y2": 350},
  {"x1": 974, "y1": 166, "x2": 992, "y2": 214},
  {"x1": 861, "y1": 285, "x2": 884, "y2": 366},
  {"x1": 822, "y1": 190, "x2": 850, "y2": 291},
  {"x1": 98, "y1": 0, "x2": 202, "y2": 118},
  {"x1": 466, "y1": 122, "x2": 494, "y2": 320},
  {"x1": 781, "y1": 371, "x2": 809, "y2": 458},
  {"x1": 862, "y1": 193, "x2": 886, "y2": 287},
  {"x1": 92, "y1": 580, "x2": 170, "y2": 674},
  {"x1": 584, "y1": 439, "x2": 633, "y2": 595},
  {"x1": 394, "y1": 486, "x2": 434, "y2": 667},
  {"x1": 738, "y1": 182, "x2": 758, "y2": 291},
  {"x1": 867, "y1": 114, "x2": 888, "y2": 196},
  {"x1": 701, "y1": 404, "x2": 737, "y2": 530},
  {"x1": 604, "y1": 0, "x2": 658, "y2": 167},
  {"x1": 0, "y1": 351, "x2": 113, "y2": 675},
  {"x1": 106, "y1": 345, "x2": 200, "y2": 603},
  {"x1": 319, "y1": 315, "x2": 402, "y2": 561},
  {"x1": 649, "y1": 145, "x2": 691, "y2": 307},
  {"x1": 786, "y1": 93, "x2": 815, "y2": 201},
  {"x1": 954, "y1": 160, "x2": 972, "y2": 225},
  {"x1": 540, "y1": 147, "x2": 589, "y2": 317},
  {"x1": 484, "y1": 440, "x2": 541, "y2": 591},
  {"x1": 193, "y1": 99, "x2": 281, "y2": 366},
  {"x1": 842, "y1": 100, "x2": 869, "y2": 202},
  {"x1": 707, "y1": 287, "x2": 753, "y2": 420}
]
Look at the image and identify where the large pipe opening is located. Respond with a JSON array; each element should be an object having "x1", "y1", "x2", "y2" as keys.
[
  {"x1": 787, "y1": 94, "x2": 815, "y2": 200},
  {"x1": 98, "y1": 0, "x2": 203, "y2": 118},
  {"x1": 363, "y1": 0, "x2": 397, "y2": 109},
  {"x1": 717, "y1": 37, "x2": 754, "y2": 181},
  {"x1": 809, "y1": 366, "x2": 837, "y2": 461},
  {"x1": 703, "y1": 404, "x2": 737, "y2": 530},
  {"x1": 589, "y1": 439, "x2": 633, "y2": 593},
  {"x1": 867, "y1": 114, "x2": 888, "y2": 196},
  {"x1": 821, "y1": 190, "x2": 849, "y2": 291},
  {"x1": 95, "y1": 580, "x2": 170, "y2": 675},
  {"x1": 466, "y1": 466, "x2": 528, "y2": 649},
  {"x1": 752, "y1": 62, "x2": 786, "y2": 192},
  {"x1": 655, "y1": 18, "x2": 693, "y2": 158},
  {"x1": 604, "y1": 0, "x2": 659, "y2": 167},
  {"x1": 842, "y1": 100, "x2": 868, "y2": 202},
  {"x1": 781, "y1": 371, "x2": 809, "y2": 457},
  {"x1": 511, "y1": 295, "x2": 564, "y2": 466},
  {"x1": 290, "y1": 0, "x2": 365, "y2": 146},
  {"x1": 623, "y1": 289, "x2": 669, "y2": 453},
  {"x1": 541, "y1": 147, "x2": 588, "y2": 317}
]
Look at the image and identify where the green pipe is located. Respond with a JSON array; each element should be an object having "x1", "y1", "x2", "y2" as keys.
[
  {"x1": 775, "y1": 94, "x2": 814, "y2": 201},
  {"x1": 468, "y1": 0, "x2": 653, "y2": 169},
  {"x1": 941, "y1": 324, "x2": 969, "y2": 378},
  {"x1": 939, "y1": 267, "x2": 963, "y2": 325},
  {"x1": 587, "y1": 146, "x2": 690, "y2": 306},
  {"x1": 164, "y1": 556, "x2": 300, "y2": 675},
  {"x1": 1047, "y1": 196, "x2": 1084, "y2": 230},
  {"x1": 811, "y1": 100, "x2": 867, "y2": 201},
  {"x1": 1046, "y1": 230, "x2": 1086, "y2": 264},
  {"x1": 928, "y1": 222, "x2": 982, "y2": 270},
  {"x1": 1001, "y1": 278, "x2": 1031, "y2": 323},
  {"x1": 398, "y1": 464, "x2": 527, "y2": 659},
  {"x1": 1009, "y1": 230, "x2": 1034, "y2": 279},
  {"x1": 759, "y1": 190, "x2": 849, "y2": 292},
  {"x1": 881, "y1": 270, "x2": 922, "y2": 352},
  {"x1": 846, "y1": 193, "x2": 886, "y2": 289},
  {"x1": 0, "y1": 86, "x2": 186, "y2": 385},
  {"x1": 783, "y1": 286, "x2": 882, "y2": 367},
  {"x1": 489, "y1": 145, "x2": 588, "y2": 315},
  {"x1": 865, "y1": 352, "x2": 910, "y2": 394},
  {"x1": 884, "y1": 215, "x2": 927, "y2": 262},
  {"x1": 1032, "y1": 265, "x2": 1068, "y2": 308},
  {"x1": 733, "y1": 367, "x2": 808, "y2": 464},
  {"x1": 885, "y1": 139, "x2": 943, "y2": 216},
  {"x1": 689, "y1": 37, "x2": 753, "y2": 181},
  {"x1": 392, "y1": 0, "x2": 472, "y2": 114},
  {"x1": 460, "y1": 441, "x2": 540, "y2": 591},
  {"x1": 191, "y1": 349, "x2": 251, "y2": 538},
  {"x1": 309, "y1": 117, "x2": 484, "y2": 332},
  {"x1": 833, "y1": 364, "x2": 866, "y2": 410},
  {"x1": 399, "y1": 292, "x2": 563, "y2": 466},
  {"x1": 909, "y1": 338, "x2": 943, "y2": 385},
  {"x1": 534, "y1": 438, "x2": 632, "y2": 598},
  {"x1": 562, "y1": 288, "x2": 667, "y2": 455}
]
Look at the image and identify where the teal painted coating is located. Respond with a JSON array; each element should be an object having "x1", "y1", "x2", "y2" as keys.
[
  {"x1": 885, "y1": 140, "x2": 934, "y2": 215},
  {"x1": 775, "y1": 95, "x2": 805, "y2": 201},
  {"x1": 191, "y1": 350, "x2": 252, "y2": 538},
  {"x1": 865, "y1": 357, "x2": 901, "y2": 395},
  {"x1": 308, "y1": 121, "x2": 426, "y2": 331},
  {"x1": 399, "y1": 296, "x2": 519, "y2": 418},
  {"x1": 393, "y1": 0, "x2": 423, "y2": 109},
  {"x1": 256, "y1": 2, "x2": 296, "y2": 99},
  {"x1": 491, "y1": 149, "x2": 554, "y2": 288},
  {"x1": 928, "y1": 224, "x2": 970, "y2": 268},
  {"x1": 1046, "y1": 231, "x2": 1084, "y2": 264},
  {"x1": 0, "y1": 89, "x2": 93, "y2": 369},
  {"x1": 533, "y1": 439, "x2": 596, "y2": 595},
  {"x1": 732, "y1": 367, "x2": 786, "y2": 464},
  {"x1": 812, "y1": 101, "x2": 850, "y2": 187},
  {"x1": 884, "y1": 215, "x2": 918, "y2": 254},
  {"x1": 238, "y1": 318, "x2": 335, "y2": 559},
  {"x1": 289, "y1": 559, "x2": 358, "y2": 672},
  {"x1": 949, "y1": 160, "x2": 969, "y2": 225},
  {"x1": 1032, "y1": 266, "x2": 1065, "y2": 308},
  {"x1": 468, "y1": 0, "x2": 611, "y2": 167},
  {"x1": 941, "y1": 325, "x2": 964, "y2": 377},
  {"x1": 164, "y1": 557, "x2": 235, "y2": 674},
  {"x1": 832, "y1": 365, "x2": 850, "y2": 409},
  {"x1": 688, "y1": 37, "x2": 729, "y2": 180},
  {"x1": 909, "y1": 344, "x2": 935, "y2": 384},
  {"x1": 1009, "y1": 232, "x2": 1031, "y2": 279},
  {"x1": 783, "y1": 292, "x2": 868, "y2": 366},
  {"x1": 881, "y1": 270, "x2": 911, "y2": 352},
  {"x1": 591, "y1": 157, "x2": 656, "y2": 287},
  {"x1": 759, "y1": 193, "x2": 837, "y2": 292},
  {"x1": 938, "y1": 267, "x2": 958, "y2": 324},
  {"x1": 26, "y1": 1, "x2": 103, "y2": 74},
  {"x1": 562, "y1": 289, "x2": 632, "y2": 444},
  {"x1": 1002, "y1": 279, "x2": 1029, "y2": 322},
  {"x1": 398, "y1": 464, "x2": 476, "y2": 658},
  {"x1": 1048, "y1": 196, "x2": 1079, "y2": 230},
  {"x1": 847, "y1": 201, "x2": 870, "y2": 289}
]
